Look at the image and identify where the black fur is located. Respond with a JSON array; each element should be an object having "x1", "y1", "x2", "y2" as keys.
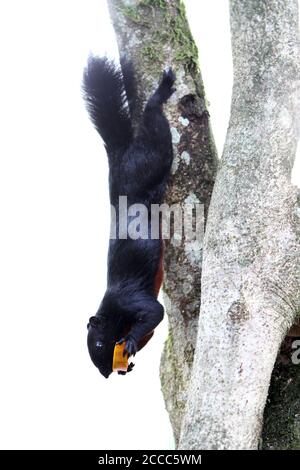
[{"x1": 83, "y1": 57, "x2": 175, "y2": 378}]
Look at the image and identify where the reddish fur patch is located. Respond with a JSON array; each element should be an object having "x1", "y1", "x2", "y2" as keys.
[{"x1": 137, "y1": 331, "x2": 154, "y2": 351}]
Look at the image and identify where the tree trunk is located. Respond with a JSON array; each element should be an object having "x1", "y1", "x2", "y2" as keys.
[
  {"x1": 179, "y1": 0, "x2": 300, "y2": 450},
  {"x1": 107, "y1": 0, "x2": 218, "y2": 444}
]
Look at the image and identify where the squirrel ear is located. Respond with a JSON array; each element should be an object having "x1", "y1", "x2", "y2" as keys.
[{"x1": 89, "y1": 316, "x2": 100, "y2": 327}]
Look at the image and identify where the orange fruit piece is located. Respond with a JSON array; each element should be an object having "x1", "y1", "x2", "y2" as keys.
[{"x1": 112, "y1": 342, "x2": 128, "y2": 372}]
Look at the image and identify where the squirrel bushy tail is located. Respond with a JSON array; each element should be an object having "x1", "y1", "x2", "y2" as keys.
[{"x1": 83, "y1": 56, "x2": 134, "y2": 155}]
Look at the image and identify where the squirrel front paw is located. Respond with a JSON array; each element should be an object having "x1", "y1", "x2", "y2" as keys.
[{"x1": 117, "y1": 336, "x2": 138, "y2": 357}]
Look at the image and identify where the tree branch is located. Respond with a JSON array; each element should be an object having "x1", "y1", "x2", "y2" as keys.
[{"x1": 179, "y1": 0, "x2": 300, "y2": 450}]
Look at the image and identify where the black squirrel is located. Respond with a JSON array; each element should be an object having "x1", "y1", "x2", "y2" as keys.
[{"x1": 83, "y1": 57, "x2": 175, "y2": 378}]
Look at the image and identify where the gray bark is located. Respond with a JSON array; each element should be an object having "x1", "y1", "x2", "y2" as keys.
[
  {"x1": 107, "y1": 0, "x2": 218, "y2": 444},
  {"x1": 179, "y1": 0, "x2": 300, "y2": 450}
]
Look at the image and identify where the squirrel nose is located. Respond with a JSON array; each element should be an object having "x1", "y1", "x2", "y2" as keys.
[{"x1": 99, "y1": 368, "x2": 110, "y2": 379}]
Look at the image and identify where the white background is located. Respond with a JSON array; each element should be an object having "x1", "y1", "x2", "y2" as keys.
[{"x1": 0, "y1": 0, "x2": 298, "y2": 450}]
